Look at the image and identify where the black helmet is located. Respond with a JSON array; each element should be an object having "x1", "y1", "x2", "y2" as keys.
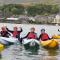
[{"x1": 41, "y1": 29, "x2": 45, "y2": 31}]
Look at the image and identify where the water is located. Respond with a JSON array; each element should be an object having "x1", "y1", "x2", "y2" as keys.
[
  {"x1": 0, "y1": 24, "x2": 60, "y2": 60},
  {"x1": 0, "y1": 44, "x2": 60, "y2": 60}
]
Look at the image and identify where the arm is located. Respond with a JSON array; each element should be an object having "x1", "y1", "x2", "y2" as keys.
[
  {"x1": 46, "y1": 33, "x2": 50, "y2": 39},
  {"x1": 48, "y1": 35, "x2": 50, "y2": 39},
  {"x1": 0, "y1": 31, "x2": 3, "y2": 36},
  {"x1": 22, "y1": 32, "x2": 30, "y2": 39},
  {"x1": 20, "y1": 28, "x2": 23, "y2": 32},
  {"x1": 38, "y1": 34, "x2": 41, "y2": 40},
  {"x1": 6, "y1": 28, "x2": 13, "y2": 33},
  {"x1": 18, "y1": 28, "x2": 23, "y2": 33},
  {"x1": 35, "y1": 33, "x2": 38, "y2": 39},
  {"x1": 7, "y1": 31, "x2": 13, "y2": 36}
]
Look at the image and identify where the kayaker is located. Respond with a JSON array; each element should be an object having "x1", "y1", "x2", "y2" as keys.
[
  {"x1": 0, "y1": 27, "x2": 10, "y2": 37},
  {"x1": 6, "y1": 26, "x2": 23, "y2": 38},
  {"x1": 22, "y1": 27, "x2": 37, "y2": 39},
  {"x1": 39, "y1": 29, "x2": 50, "y2": 41}
]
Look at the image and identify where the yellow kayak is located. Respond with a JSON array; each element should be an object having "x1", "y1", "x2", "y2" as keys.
[
  {"x1": 52, "y1": 35, "x2": 60, "y2": 39},
  {"x1": 0, "y1": 44, "x2": 4, "y2": 52},
  {"x1": 40, "y1": 39, "x2": 58, "y2": 48}
]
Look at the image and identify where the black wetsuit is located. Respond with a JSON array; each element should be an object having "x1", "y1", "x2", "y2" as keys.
[{"x1": 1, "y1": 31, "x2": 10, "y2": 37}]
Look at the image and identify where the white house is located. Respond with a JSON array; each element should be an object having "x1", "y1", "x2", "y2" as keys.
[{"x1": 52, "y1": 14, "x2": 60, "y2": 24}]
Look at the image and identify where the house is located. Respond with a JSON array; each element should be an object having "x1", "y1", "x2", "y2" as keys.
[{"x1": 52, "y1": 14, "x2": 60, "y2": 24}]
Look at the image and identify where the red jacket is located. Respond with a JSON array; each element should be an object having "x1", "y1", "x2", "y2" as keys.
[
  {"x1": 39, "y1": 33, "x2": 49, "y2": 41},
  {"x1": 23, "y1": 32, "x2": 37, "y2": 39},
  {"x1": 6, "y1": 28, "x2": 23, "y2": 38},
  {"x1": 27, "y1": 32, "x2": 36, "y2": 39},
  {"x1": 13, "y1": 31, "x2": 18, "y2": 37}
]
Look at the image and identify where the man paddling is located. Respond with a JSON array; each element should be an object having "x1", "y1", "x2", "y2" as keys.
[
  {"x1": 22, "y1": 27, "x2": 37, "y2": 39},
  {"x1": 39, "y1": 29, "x2": 50, "y2": 41}
]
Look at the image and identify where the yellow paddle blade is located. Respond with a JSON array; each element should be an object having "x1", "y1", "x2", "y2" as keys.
[{"x1": 0, "y1": 44, "x2": 4, "y2": 52}]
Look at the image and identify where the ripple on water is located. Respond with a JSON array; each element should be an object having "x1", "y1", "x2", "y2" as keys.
[{"x1": 0, "y1": 44, "x2": 60, "y2": 60}]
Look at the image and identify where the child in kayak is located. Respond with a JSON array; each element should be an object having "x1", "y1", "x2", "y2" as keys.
[
  {"x1": 6, "y1": 26, "x2": 23, "y2": 38},
  {"x1": 22, "y1": 27, "x2": 37, "y2": 39},
  {"x1": 39, "y1": 29, "x2": 50, "y2": 41},
  {"x1": 0, "y1": 27, "x2": 10, "y2": 37}
]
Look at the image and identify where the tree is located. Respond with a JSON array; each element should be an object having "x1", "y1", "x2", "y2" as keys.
[
  {"x1": 51, "y1": 5, "x2": 59, "y2": 14},
  {"x1": 11, "y1": 4, "x2": 24, "y2": 15}
]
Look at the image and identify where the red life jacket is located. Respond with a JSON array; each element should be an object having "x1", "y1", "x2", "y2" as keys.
[
  {"x1": 13, "y1": 31, "x2": 18, "y2": 37},
  {"x1": 27, "y1": 32, "x2": 36, "y2": 39},
  {"x1": 41, "y1": 33, "x2": 49, "y2": 41},
  {"x1": 1, "y1": 31, "x2": 8, "y2": 37}
]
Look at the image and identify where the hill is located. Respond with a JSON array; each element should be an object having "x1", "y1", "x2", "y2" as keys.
[{"x1": 0, "y1": 0, "x2": 60, "y2": 5}]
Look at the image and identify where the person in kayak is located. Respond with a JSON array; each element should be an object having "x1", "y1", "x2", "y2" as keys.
[
  {"x1": 39, "y1": 29, "x2": 50, "y2": 41},
  {"x1": 6, "y1": 26, "x2": 23, "y2": 38},
  {"x1": 22, "y1": 27, "x2": 37, "y2": 39},
  {"x1": 0, "y1": 27, "x2": 10, "y2": 37}
]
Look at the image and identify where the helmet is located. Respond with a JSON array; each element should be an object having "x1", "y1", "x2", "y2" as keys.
[{"x1": 41, "y1": 29, "x2": 45, "y2": 32}]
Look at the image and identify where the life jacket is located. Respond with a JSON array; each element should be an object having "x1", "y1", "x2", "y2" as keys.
[
  {"x1": 40, "y1": 33, "x2": 49, "y2": 41},
  {"x1": 27, "y1": 32, "x2": 36, "y2": 39},
  {"x1": 13, "y1": 31, "x2": 18, "y2": 37},
  {"x1": 1, "y1": 31, "x2": 8, "y2": 37}
]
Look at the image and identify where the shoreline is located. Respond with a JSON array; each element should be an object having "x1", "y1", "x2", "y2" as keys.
[{"x1": 0, "y1": 22, "x2": 58, "y2": 26}]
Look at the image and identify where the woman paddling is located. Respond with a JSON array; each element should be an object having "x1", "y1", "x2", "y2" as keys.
[
  {"x1": 39, "y1": 29, "x2": 50, "y2": 41},
  {"x1": 6, "y1": 27, "x2": 23, "y2": 43},
  {"x1": 6, "y1": 27, "x2": 22, "y2": 38}
]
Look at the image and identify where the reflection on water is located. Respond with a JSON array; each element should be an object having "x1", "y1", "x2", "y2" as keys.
[{"x1": 0, "y1": 44, "x2": 60, "y2": 60}]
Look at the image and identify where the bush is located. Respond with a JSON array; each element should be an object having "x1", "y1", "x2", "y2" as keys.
[
  {"x1": 0, "y1": 4, "x2": 59, "y2": 17},
  {"x1": 27, "y1": 4, "x2": 59, "y2": 16}
]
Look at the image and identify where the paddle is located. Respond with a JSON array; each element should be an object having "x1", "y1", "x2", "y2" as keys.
[{"x1": 58, "y1": 29, "x2": 60, "y2": 33}]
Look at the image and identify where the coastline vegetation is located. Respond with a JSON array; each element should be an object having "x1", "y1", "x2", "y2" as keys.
[
  {"x1": 0, "y1": 4, "x2": 59, "y2": 24},
  {"x1": 0, "y1": 4, "x2": 59, "y2": 16}
]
